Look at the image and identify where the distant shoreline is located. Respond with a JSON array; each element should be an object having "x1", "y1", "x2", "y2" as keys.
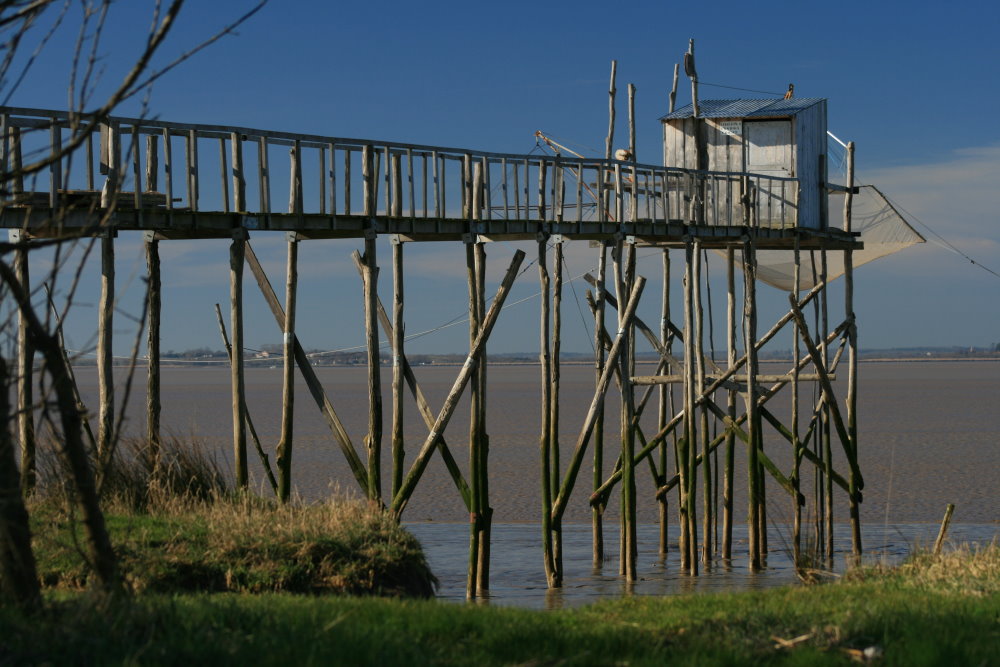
[{"x1": 81, "y1": 355, "x2": 1000, "y2": 369}]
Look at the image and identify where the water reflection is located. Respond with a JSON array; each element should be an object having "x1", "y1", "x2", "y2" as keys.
[{"x1": 408, "y1": 522, "x2": 999, "y2": 610}]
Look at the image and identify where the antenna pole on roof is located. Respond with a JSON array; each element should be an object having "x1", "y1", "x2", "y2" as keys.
[
  {"x1": 605, "y1": 60, "x2": 617, "y2": 161},
  {"x1": 669, "y1": 63, "x2": 680, "y2": 114},
  {"x1": 685, "y1": 39, "x2": 699, "y2": 117},
  {"x1": 628, "y1": 83, "x2": 636, "y2": 161}
]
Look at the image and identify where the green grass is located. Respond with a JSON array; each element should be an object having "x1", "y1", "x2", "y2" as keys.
[
  {"x1": 28, "y1": 495, "x2": 437, "y2": 597},
  {"x1": 2, "y1": 545, "x2": 997, "y2": 665}
]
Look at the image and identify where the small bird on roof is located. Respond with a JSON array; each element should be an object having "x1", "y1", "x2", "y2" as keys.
[
  {"x1": 614, "y1": 148, "x2": 633, "y2": 161},
  {"x1": 784, "y1": 83, "x2": 794, "y2": 100}
]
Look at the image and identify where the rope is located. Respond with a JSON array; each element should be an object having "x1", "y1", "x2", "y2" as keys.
[{"x1": 698, "y1": 81, "x2": 785, "y2": 97}]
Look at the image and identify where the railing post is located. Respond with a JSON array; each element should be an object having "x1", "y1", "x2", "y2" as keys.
[{"x1": 231, "y1": 133, "x2": 245, "y2": 212}]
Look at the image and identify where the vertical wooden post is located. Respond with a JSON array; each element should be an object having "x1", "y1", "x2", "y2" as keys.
[
  {"x1": 694, "y1": 240, "x2": 712, "y2": 568},
  {"x1": 465, "y1": 239, "x2": 481, "y2": 599},
  {"x1": 391, "y1": 237, "x2": 405, "y2": 500},
  {"x1": 230, "y1": 231, "x2": 248, "y2": 489},
  {"x1": 657, "y1": 248, "x2": 671, "y2": 558},
  {"x1": 15, "y1": 243, "x2": 35, "y2": 494},
  {"x1": 474, "y1": 241, "x2": 491, "y2": 593},
  {"x1": 363, "y1": 233, "x2": 382, "y2": 502},
  {"x1": 97, "y1": 229, "x2": 115, "y2": 459},
  {"x1": 821, "y1": 249, "x2": 833, "y2": 561},
  {"x1": 186, "y1": 129, "x2": 199, "y2": 212},
  {"x1": 145, "y1": 135, "x2": 158, "y2": 192},
  {"x1": 551, "y1": 239, "x2": 564, "y2": 576},
  {"x1": 791, "y1": 239, "x2": 802, "y2": 568},
  {"x1": 605, "y1": 60, "x2": 617, "y2": 161},
  {"x1": 722, "y1": 247, "x2": 736, "y2": 561},
  {"x1": 682, "y1": 239, "x2": 698, "y2": 574},
  {"x1": 276, "y1": 235, "x2": 298, "y2": 502},
  {"x1": 592, "y1": 242, "x2": 607, "y2": 568},
  {"x1": 538, "y1": 239, "x2": 557, "y2": 587},
  {"x1": 844, "y1": 140, "x2": 862, "y2": 560},
  {"x1": 742, "y1": 238, "x2": 761, "y2": 571},
  {"x1": 145, "y1": 232, "x2": 161, "y2": 459},
  {"x1": 231, "y1": 133, "x2": 246, "y2": 212}
]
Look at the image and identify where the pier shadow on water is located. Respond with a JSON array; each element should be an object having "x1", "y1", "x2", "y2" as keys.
[{"x1": 407, "y1": 522, "x2": 999, "y2": 609}]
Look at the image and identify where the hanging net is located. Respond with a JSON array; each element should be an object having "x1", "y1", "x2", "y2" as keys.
[{"x1": 731, "y1": 184, "x2": 925, "y2": 291}]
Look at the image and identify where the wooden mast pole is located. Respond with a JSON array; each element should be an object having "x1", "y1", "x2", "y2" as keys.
[
  {"x1": 844, "y1": 140, "x2": 861, "y2": 560},
  {"x1": 592, "y1": 58, "x2": 616, "y2": 569}
]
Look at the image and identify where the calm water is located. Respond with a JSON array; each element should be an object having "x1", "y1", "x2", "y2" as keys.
[{"x1": 74, "y1": 360, "x2": 1000, "y2": 607}]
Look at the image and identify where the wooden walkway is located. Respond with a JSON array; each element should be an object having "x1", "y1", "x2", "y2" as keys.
[{"x1": 1, "y1": 106, "x2": 857, "y2": 249}]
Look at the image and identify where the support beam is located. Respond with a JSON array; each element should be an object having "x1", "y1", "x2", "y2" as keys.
[
  {"x1": 15, "y1": 244, "x2": 35, "y2": 493},
  {"x1": 276, "y1": 236, "x2": 298, "y2": 502},
  {"x1": 392, "y1": 249, "x2": 526, "y2": 516},
  {"x1": 145, "y1": 234, "x2": 161, "y2": 458},
  {"x1": 244, "y1": 242, "x2": 368, "y2": 493},
  {"x1": 98, "y1": 230, "x2": 115, "y2": 460},
  {"x1": 229, "y1": 232, "x2": 248, "y2": 489}
]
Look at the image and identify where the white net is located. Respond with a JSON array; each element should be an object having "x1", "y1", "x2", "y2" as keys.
[{"x1": 727, "y1": 185, "x2": 925, "y2": 291}]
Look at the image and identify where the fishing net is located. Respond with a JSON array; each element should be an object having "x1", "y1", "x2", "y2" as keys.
[{"x1": 732, "y1": 185, "x2": 925, "y2": 291}]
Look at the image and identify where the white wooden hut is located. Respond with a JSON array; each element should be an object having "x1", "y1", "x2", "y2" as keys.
[{"x1": 661, "y1": 98, "x2": 828, "y2": 229}]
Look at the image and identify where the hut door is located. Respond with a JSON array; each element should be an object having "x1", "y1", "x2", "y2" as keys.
[{"x1": 745, "y1": 121, "x2": 794, "y2": 228}]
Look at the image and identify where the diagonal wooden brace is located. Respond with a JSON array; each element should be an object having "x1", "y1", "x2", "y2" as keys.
[
  {"x1": 550, "y1": 276, "x2": 646, "y2": 522},
  {"x1": 350, "y1": 250, "x2": 472, "y2": 510},
  {"x1": 244, "y1": 242, "x2": 369, "y2": 494},
  {"x1": 391, "y1": 249, "x2": 525, "y2": 515}
]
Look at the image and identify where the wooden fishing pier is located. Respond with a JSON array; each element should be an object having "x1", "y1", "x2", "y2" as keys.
[{"x1": 0, "y1": 61, "x2": 865, "y2": 597}]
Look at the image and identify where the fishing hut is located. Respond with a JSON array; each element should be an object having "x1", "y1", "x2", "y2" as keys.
[{"x1": 0, "y1": 55, "x2": 875, "y2": 597}]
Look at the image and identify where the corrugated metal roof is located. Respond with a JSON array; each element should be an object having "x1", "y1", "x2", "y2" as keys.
[{"x1": 661, "y1": 98, "x2": 824, "y2": 120}]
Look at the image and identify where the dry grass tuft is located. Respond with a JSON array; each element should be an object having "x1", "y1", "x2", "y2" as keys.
[{"x1": 845, "y1": 542, "x2": 1000, "y2": 596}]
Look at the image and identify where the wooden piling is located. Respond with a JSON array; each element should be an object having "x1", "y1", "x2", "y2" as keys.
[
  {"x1": 592, "y1": 242, "x2": 607, "y2": 569},
  {"x1": 791, "y1": 239, "x2": 802, "y2": 568},
  {"x1": 362, "y1": 234, "x2": 382, "y2": 503},
  {"x1": 215, "y1": 304, "x2": 279, "y2": 496},
  {"x1": 474, "y1": 242, "x2": 491, "y2": 594},
  {"x1": 658, "y1": 248, "x2": 671, "y2": 558},
  {"x1": 742, "y1": 238, "x2": 762, "y2": 571},
  {"x1": 722, "y1": 247, "x2": 736, "y2": 560},
  {"x1": 98, "y1": 230, "x2": 114, "y2": 460},
  {"x1": 551, "y1": 239, "x2": 564, "y2": 577},
  {"x1": 15, "y1": 243, "x2": 35, "y2": 493},
  {"x1": 466, "y1": 240, "x2": 481, "y2": 598},
  {"x1": 933, "y1": 504, "x2": 955, "y2": 555},
  {"x1": 844, "y1": 140, "x2": 862, "y2": 560},
  {"x1": 391, "y1": 250, "x2": 525, "y2": 516},
  {"x1": 276, "y1": 235, "x2": 298, "y2": 502},
  {"x1": 230, "y1": 231, "x2": 248, "y2": 490},
  {"x1": 145, "y1": 233, "x2": 161, "y2": 459},
  {"x1": 694, "y1": 241, "x2": 712, "y2": 568},
  {"x1": 391, "y1": 237, "x2": 405, "y2": 499},
  {"x1": 539, "y1": 239, "x2": 557, "y2": 586}
]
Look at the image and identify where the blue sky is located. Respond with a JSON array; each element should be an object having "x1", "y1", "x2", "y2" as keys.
[{"x1": 7, "y1": 0, "x2": 1000, "y2": 356}]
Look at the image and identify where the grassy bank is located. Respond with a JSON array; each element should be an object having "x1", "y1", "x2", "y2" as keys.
[
  {"x1": 2, "y1": 545, "x2": 996, "y2": 665},
  {"x1": 28, "y1": 495, "x2": 437, "y2": 598}
]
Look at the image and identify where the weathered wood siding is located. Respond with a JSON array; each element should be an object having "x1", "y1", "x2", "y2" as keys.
[{"x1": 793, "y1": 100, "x2": 826, "y2": 229}]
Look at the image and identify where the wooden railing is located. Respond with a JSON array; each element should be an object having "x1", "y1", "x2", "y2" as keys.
[{"x1": 0, "y1": 106, "x2": 800, "y2": 233}]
